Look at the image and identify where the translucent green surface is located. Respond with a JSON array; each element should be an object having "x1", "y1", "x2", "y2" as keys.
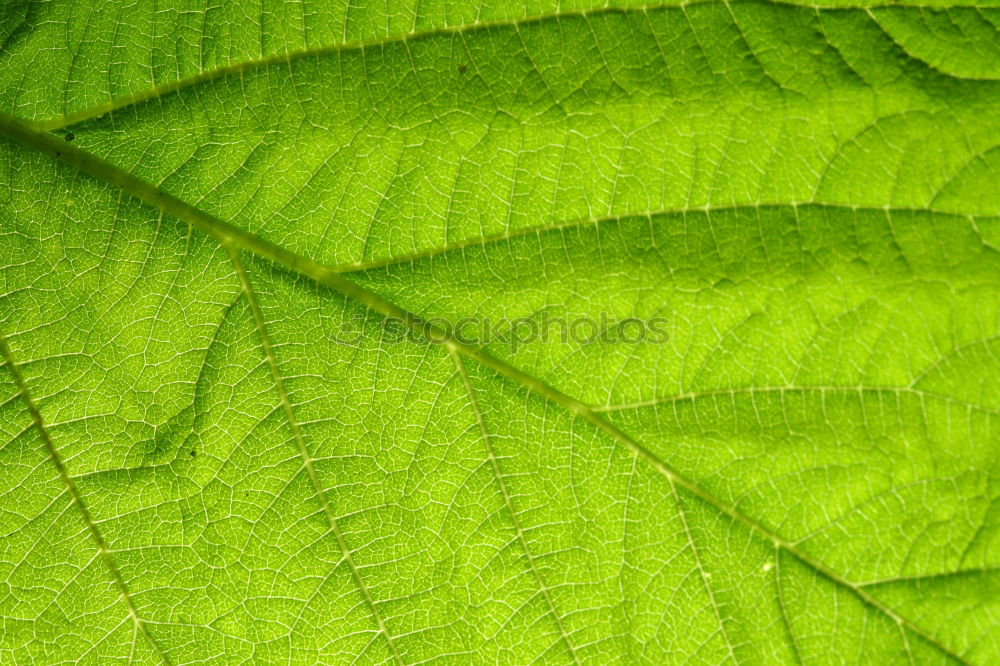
[{"x1": 1, "y1": 1, "x2": 999, "y2": 663}]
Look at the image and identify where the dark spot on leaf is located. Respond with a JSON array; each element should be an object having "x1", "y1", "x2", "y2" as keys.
[
  {"x1": 458, "y1": 65, "x2": 467, "y2": 74},
  {"x1": 190, "y1": 449, "x2": 196, "y2": 457},
  {"x1": 713, "y1": 277, "x2": 736, "y2": 289},
  {"x1": 64, "y1": 132, "x2": 75, "y2": 142}
]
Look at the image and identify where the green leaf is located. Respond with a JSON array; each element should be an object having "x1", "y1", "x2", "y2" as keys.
[{"x1": 2, "y1": 1, "x2": 999, "y2": 663}]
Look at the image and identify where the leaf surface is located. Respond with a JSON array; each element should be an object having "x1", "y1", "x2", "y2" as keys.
[{"x1": 1, "y1": 1, "x2": 999, "y2": 664}]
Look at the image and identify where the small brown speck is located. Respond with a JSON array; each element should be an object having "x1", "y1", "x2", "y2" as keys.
[
  {"x1": 458, "y1": 65, "x2": 467, "y2": 74},
  {"x1": 64, "y1": 132, "x2": 75, "y2": 142}
]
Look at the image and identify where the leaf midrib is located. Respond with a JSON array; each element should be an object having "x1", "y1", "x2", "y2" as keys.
[{"x1": 0, "y1": 111, "x2": 972, "y2": 665}]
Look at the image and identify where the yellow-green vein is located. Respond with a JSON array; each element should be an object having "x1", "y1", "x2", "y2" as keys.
[
  {"x1": 224, "y1": 245, "x2": 405, "y2": 665},
  {"x1": 0, "y1": 332, "x2": 170, "y2": 665}
]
